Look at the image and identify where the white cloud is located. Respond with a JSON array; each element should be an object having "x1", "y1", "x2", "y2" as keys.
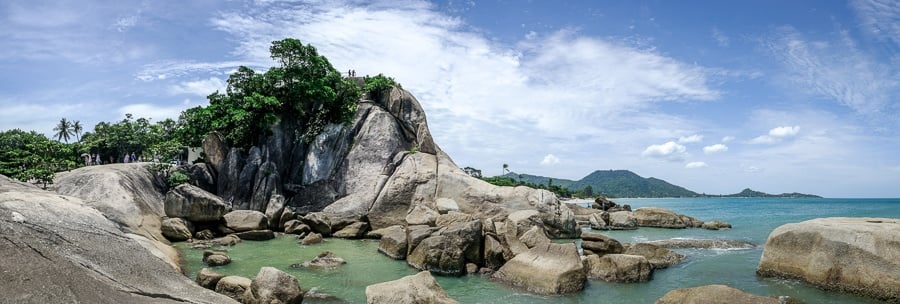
[
  {"x1": 169, "y1": 77, "x2": 226, "y2": 96},
  {"x1": 722, "y1": 136, "x2": 735, "y2": 143},
  {"x1": 850, "y1": 0, "x2": 900, "y2": 46},
  {"x1": 703, "y1": 144, "x2": 728, "y2": 154},
  {"x1": 540, "y1": 154, "x2": 560, "y2": 165},
  {"x1": 712, "y1": 27, "x2": 729, "y2": 47},
  {"x1": 642, "y1": 141, "x2": 688, "y2": 162},
  {"x1": 678, "y1": 134, "x2": 703, "y2": 144},
  {"x1": 685, "y1": 161, "x2": 708, "y2": 169},
  {"x1": 749, "y1": 125, "x2": 800, "y2": 144}
]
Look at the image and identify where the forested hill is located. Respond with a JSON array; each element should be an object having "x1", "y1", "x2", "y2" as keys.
[
  {"x1": 502, "y1": 170, "x2": 701, "y2": 198},
  {"x1": 501, "y1": 170, "x2": 821, "y2": 198}
]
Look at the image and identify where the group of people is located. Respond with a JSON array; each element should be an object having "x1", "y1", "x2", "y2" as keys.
[
  {"x1": 84, "y1": 154, "x2": 103, "y2": 166},
  {"x1": 123, "y1": 152, "x2": 140, "y2": 163},
  {"x1": 82, "y1": 152, "x2": 141, "y2": 166},
  {"x1": 348, "y1": 69, "x2": 357, "y2": 77}
]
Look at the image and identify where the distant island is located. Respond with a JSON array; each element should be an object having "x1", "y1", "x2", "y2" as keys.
[{"x1": 494, "y1": 169, "x2": 821, "y2": 198}]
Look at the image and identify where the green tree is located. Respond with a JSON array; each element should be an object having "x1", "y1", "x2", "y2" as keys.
[
  {"x1": 364, "y1": 74, "x2": 399, "y2": 100},
  {"x1": 0, "y1": 129, "x2": 77, "y2": 188},
  {"x1": 53, "y1": 118, "x2": 74, "y2": 143},
  {"x1": 72, "y1": 120, "x2": 83, "y2": 141},
  {"x1": 583, "y1": 185, "x2": 594, "y2": 197}
]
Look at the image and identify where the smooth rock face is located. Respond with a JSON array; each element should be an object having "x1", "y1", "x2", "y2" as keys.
[
  {"x1": 365, "y1": 271, "x2": 458, "y2": 304},
  {"x1": 378, "y1": 226, "x2": 408, "y2": 259},
  {"x1": 493, "y1": 242, "x2": 586, "y2": 295},
  {"x1": 223, "y1": 210, "x2": 268, "y2": 232},
  {"x1": 406, "y1": 205, "x2": 439, "y2": 226},
  {"x1": 757, "y1": 217, "x2": 900, "y2": 302},
  {"x1": 2, "y1": 173, "x2": 233, "y2": 303},
  {"x1": 216, "y1": 276, "x2": 252, "y2": 302},
  {"x1": 161, "y1": 217, "x2": 194, "y2": 241},
  {"x1": 581, "y1": 231, "x2": 624, "y2": 256},
  {"x1": 242, "y1": 267, "x2": 303, "y2": 304},
  {"x1": 623, "y1": 243, "x2": 685, "y2": 269},
  {"x1": 165, "y1": 184, "x2": 229, "y2": 222},
  {"x1": 333, "y1": 221, "x2": 369, "y2": 238},
  {"x1": 654, "y1": 284, "x2": 780, "y2": 304},
  {"x1": 633, "y1": 207, "x2": 687, "y2": 228},
  {"x1": 196, "y1": 268, "x2": 226, "y2": 290},
  {"x1": 583, "y1": 254, "x2": 652, "y2": 283},
  {"x1": 202, "y1": 131, "x2": 229, "y2": 176}
]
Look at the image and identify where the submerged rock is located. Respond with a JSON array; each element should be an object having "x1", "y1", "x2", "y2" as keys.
[
  {"x1": 202, "y1": 250, "x2": 232, "y2": 266},
  {"x1": 757, "y1": 217, "x2": 900, "y2": 302},
  {"x1": 623, "y1": 243, "x2": 684, "y2": 269},
  {"x1": 655, "y1": 284, "x2": 782, "y2": 304},
  {"x1": 293, "y1": 251, "x2": 347, "y2": 269},
  {"x1": 646, "y1": 238, "x2": 756, "y2": 250},
  {"x1": 300, "y1": 232, "x2": 323, "y2": 245},
  {"x1": 701, "y1": 220, "x2": 732, "y2": 230},
  {"x1": 365, "y1": 271, "x2": 458, "y2": 304},
  {"x1": 493, "y1": 242, "x2": 586, "y2": 295}
]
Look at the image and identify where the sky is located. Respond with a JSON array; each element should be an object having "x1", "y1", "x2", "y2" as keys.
[{"x1": 1, "y1": 0, "x2": 899, "y2": 198}]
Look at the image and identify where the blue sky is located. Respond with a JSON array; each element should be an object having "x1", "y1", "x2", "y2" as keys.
[{"x1": 1, "y1": 0, "x2": 898, "y2": 197}]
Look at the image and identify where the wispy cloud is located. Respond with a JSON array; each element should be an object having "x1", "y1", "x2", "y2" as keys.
[
  {"x1": 851, "y1": 0, "x2": 900, "y2": 46},
  {"x1": 749, "y1": 125, "x2": 800, "y2": 144},
  {"x1": 169, "y1": 77, "x2": 226, "y2": 96},
  {"x1": 678, "y1": 134, "x2": 703, "y2": 144},
  {"x1": 703, "y1": 144, "x2": 728, "y2": 154},
  {"x1": 712, "y1": 27, "x2": 729, "y2": 47},
  {"x1": 685, "y1": 161, "x2": 708, "y2": 169}
]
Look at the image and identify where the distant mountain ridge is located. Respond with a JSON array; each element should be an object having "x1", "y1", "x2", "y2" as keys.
[{"x1": 501, "y1": 170, "x2": 821, "y2": 198}]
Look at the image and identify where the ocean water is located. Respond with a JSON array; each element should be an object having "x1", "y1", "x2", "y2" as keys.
[{"x1": 177, "y1": 198, "x2": 900, "y2": 303}]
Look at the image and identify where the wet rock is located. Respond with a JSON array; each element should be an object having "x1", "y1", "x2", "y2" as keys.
[
  {"x1": 333, "y1": 221, "x2": 369, "y2": 239},
  {"x1": 283, "y1": 220, "x2": 311, "y2": 235},
  {"x1": 299, "y1": 212, "x2": 331, "y2": 236},
  {"x1": 292, "y1": 251, "x2": 346, "y2": 269},
  {"x1": 211, "y1": 234, "x2": 241, "y2": 246},
  {"x1": 655, "y1": 284, "x2": 782, "y2": 304},
  {"x1": 164, "y1": 184, "x2": 229, "y2": 222},
  {"x1": 195, "y1": 229, "x2": 215, "y2": 240},
  {"x1": 378, "y1": 226, "x2": 408, "y2": 260},
  {"x1": 633, "y1": 207, "x2": 687, "y2": 229},
  {"x1": 646, "y1": 238, "x2": 756, "y2": 250},
  {"x1": 233, "y1": 230, "x2": 275, "y2": 241},
  {"x1": 623, "y1": 243, "x2": 684, "y2": 269},
  {"x1": 365, "y1": 271, "x2": 458, "y2": 304},
  {"x1": 583, "y1": 254, "x2": 652, "y2": 283},
  {"x1": 300, "y1": 232, "x2": 323, "y2": 245},
  {"x1": 581, "y1": 231, "x2": 624, "y2": 256},
  {"x1": 702, "y1": 220, "x2": 732, "y2": 230},
  {"x1": 215, "y1": 275, "x2": 252, "y2": 302}
]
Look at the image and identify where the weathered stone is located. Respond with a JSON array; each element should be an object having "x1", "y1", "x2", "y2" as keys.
[
  {"x1": 195, "y1": 229, "x2": 214, "y2": 240},
  {"x1": 299, "y1": 212, "x2": 331, "y2": 236},
  {"x1": 702, "y1": 220, "x2": 732, "y2": 230},
  {"x1": 365, "y1": 271, "x2": 458, "y2": 304},
  {"x1": 283, "y1": 220, "x2": 310, "y2": 235},
  {"x1": 367, "y1": 224, "x2": 403, "y2": 239},
  {"x1": 581, "y1": 231, "x2": 624, "y2": 256},
  {"x1": 406, "y1": 205, "x2": 439, "y2": 226},
  {"x1": 223, "y1": 210, "x2": 268, "y2": 232},
  {"x1": 406, "y1": 225, "x2": 437, "y2": 256},
  {"x1": 588, "y1": 212, "x2": 608, "y2": 230},
  {"x1": 264, "y1": 194, "x2": 286, "y2": 230},
  {"x1": 161, "y1": 217, "x2": 194, "y2": 241},
  {"x1": 655, "y1": 284, "x2": 781, "y2": 304},
  {"x1": 203, "y1": 253, "x2": 232, "y2": 267},
  {"x1": 293, "y1": 251, "x2": 346, "y2": 269},
  {"x1": 583, "y1": 254, "x2": 652, "y2": 282},
  {"x1": 242, "y1": 267, "x2": 303, "y2": 304},
  {"x1": 233, "y1": 230, "x2": 275, "y2": 241},
  {"x1": 378, "y1": 226, "x2": 408, "y2": 259},
  {"x1": 757, "y1": 217, "x2": 900, "y2": 302},
  {"x1": 164, "y1": 184, "x2": 229, "y2": 223},
  {"x1": 184, "y1": 163, "x2": 217, "y2": 193},
  {"x1": 466, "y1": 263, "x2": 479, "y2": 274},
  {"x1": 211, "y1": 234, "x2": 241, "y2": 246},
  {"x1": 196, "y1": 267, "x2": 226, "y2": 290},
  {"x1": 215, "y1": 275, "x2": 252, "y2": 302},
  {"x1": 217, "y1": 147, "x2": 245, "y2": 202},
  {"x1": 680, "y1": 214, "x2": 704, "y2": 228},
  {"x1": 300, "y1": 232, "x2": 323, "y2": 245},
  {"x1": 436, "y1": 198, "x2": 460, "y2": 214},
  {"x1": 646, "y1": 238, "x2": 756, "y2": 250},
  {"x1": 483, "y1": 234, "x2": 506, "y2": 270},
  {"x1": 518, "y1": 225, "x2": 551, "y2": 248},
  {"x1": 202, "y1": 131, "x2": 228, "y2": 176},
  {"x1": 333, "y1": 221, "x2": 369, "y2": 238},
  {"x1": 493, "y1": 242, "x2": 585, "y2": 295},
  {"x1": 233, "y1": 147, "x2": 261, "y2": 210},
  {"x1": 435, "y1": 211, "x2": 475, "y2": 227},
  {"x1": 407, "y1": 220, "x2": 482, "y2": 275},
  {"x1": 247, "y1": 161, "x2": 281, "y2": 212},
  {"x1": 634, "y1": 207, "x2": 687, "y2": 229},
  {"x1": 608, "y1": 211, "x2": 638, "y2": 230},
  {"x1": 623, "y1": 243, "x2": 684, "y2": 269}
]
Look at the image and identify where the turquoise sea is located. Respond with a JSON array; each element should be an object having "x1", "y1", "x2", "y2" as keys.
[{"x1": 177, "y1": 198, "x2": 900, "y2": 303}]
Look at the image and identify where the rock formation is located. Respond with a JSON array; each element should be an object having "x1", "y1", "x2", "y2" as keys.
[
  {"x1": 655, "y1": 284, "x2": 782, "y2": 304},
  {"x1": 241, "y1": 267, "x2": 304, "y2": 304},
  {"x1": 757, "y1": 217, "x2": 900, "y2": 302},
  {"x1": 365, "y1": 271, "x2": 458, "y2": 304},
  {"x1": 492, "y1": 242, "x2": 586, "y2": 295},
  {"x1": 582, "y1": 254, "x2": 652, "y2": 282}
]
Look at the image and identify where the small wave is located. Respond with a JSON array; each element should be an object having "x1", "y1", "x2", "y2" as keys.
[{"x1": 645, "y1": 238, "x2": 757, "y2": 250}]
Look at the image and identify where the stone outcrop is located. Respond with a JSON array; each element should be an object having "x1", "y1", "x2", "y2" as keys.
[
  {"x1": 196, "y1": 268, "x2": 226, "y2": 290},
  {"x1": 623, "y1": 243, "x2": 684, "y2": 269},
  {"x1": 633, "y1": 207, "x2": 691, "y2": 228},
  {"x1": 493, "y1": 242, "x2": 585, "y2": 295},
  {"x1": 2, "y1": 173, "x2": 234, "y2": 303},
  {"x1": 365, "y1": 271, "x2": 458, "y2": 304},
  {"x1": 242, "y1": 267, "x2": 303, "y2": 304},
  {"x1": 583, "y1": 254, "x2": 652, "y2": 282},
  {"x1": 757, "y1": 217, "x2": 900, "y2": 302},
  {"x1": 165, "y1": 184, "x2": 229, "y2": 223},
  {"x1": 300, "y1": 232, "x2": 323, "y2": 245},
  {"x1": 407, "y1": 220, "x2": 482, "y2": 275},
  {"x1": 233, "y1": 229, "x2": 275, "y2": 241},
  {"x1": 655, "y1": 284, "x2": 781, "y2": 304},
  {"x1": 203, "y1": 250, "x2": 232, "y2": 266},
  {"x1": 608, "y1": 211, "x2": 638, "y2": 230},
  {"x1": 702, "y1": 220, "x2": 732, "y2": 230},
  {"x1": 646, "y1": 238, "x2": 756, "y2": 250},
  {"x1": 333, "y1": 221, "x2": 369, "y2": 238},
  {"x1": 161, "y1": 217, "x2": 194, "y2": 241},
  {"x1": 378, "y1": 225, "x2": 408, "y2": 259},
  {"x1": 223, "y1": 210, "x2": 268, "y2": 232},
  {"x1": 581, "y1": 231, "x2": 624, "y2": 256},
  {"x1": 215, "y1": 276, "x2": 252, "y2": 302}
]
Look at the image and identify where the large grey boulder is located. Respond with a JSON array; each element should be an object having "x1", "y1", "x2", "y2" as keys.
[
  {"x1": 215, "y1": 276, "x2": 252, "y2": 302},
  {"x1": 519, "y1": 225, "x2": 551, "y2": 248},
  {"x1": 217, "y1": 147, "x2": 245, "y2": 202},
  {"x1": 365, "y1": 271, "x2": 458, "y2": 304},
  {"x1": 1, "y1": 173, "x2": 234, "y2": 303},
  {"x1": 406, "y1": 204, "x2": 439, "y2": 226},
  {"x1": 757, "y1": 217, "x2": 900, "y2": 302},
  {"x1": 202, "y1": 131, "x2": 228, "y2": 176},
  {"x1": 242, "y1": 267, "x2": 303, "y2": 304},
  {"x1": 633, "y1": 207, "x2": 688, "y2": 228},
  {"x1": 378, "y1": 225, "x2": 408, "y2": 259},
  {"x1": 196, "y1": 268, "x2": 226, "y2": 290},
  {"x1": 623, "y1": 243, "x2": 684, "y2": 269},
  {"x1": 165, "y1": 184, "x2": 229, "y2": 222},
  {"x1": 608, "y1": 211, "x2": 638, "y2": 230},
  {"x1": 583, "y1": 254, "x2": 652, "y2": 282},
  {"x1": 161, "y1": 217, "x2": 194, "y2": 241},
  {"x1": 493, "y1": 242, "x2": 585, "y2": 295},
  {"x1": 655, "y1": 284, "x2": 781, "y2": 304},
  {"x1": 333, "y1": 221, "x2": 369, "y2": 238},
  {"x1": 581, "y1": 231, "x2": 624, "y2": 256},
  {"x1": 407, "y1": 220, "x2": 482, "y2": 275},
  {"x1": 263, "y1": 194, "x2": 286, "y2": 230},
  {"x1": 223, "y1": 210, "x2": 268, "y2": 232}
]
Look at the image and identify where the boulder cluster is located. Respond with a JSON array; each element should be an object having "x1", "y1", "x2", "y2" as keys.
[{"x1": 570, "y1": 197, "x2": 732, "y2": 231}]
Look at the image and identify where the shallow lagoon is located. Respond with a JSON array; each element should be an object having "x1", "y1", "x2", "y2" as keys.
[{"x1": 178, "y1": 198, "x2": 900, "y2": 303}]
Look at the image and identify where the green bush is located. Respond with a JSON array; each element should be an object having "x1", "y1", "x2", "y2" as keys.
[
  {"x1": 364, "y1": 74, "x2": 398, "y2": 100},
  {"x1": 166, "y1": 170, "x2": 190, "y2": 188}
]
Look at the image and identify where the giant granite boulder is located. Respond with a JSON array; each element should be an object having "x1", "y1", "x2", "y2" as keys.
[
  {"x1": 165, "y1": 184, "x2": 229, "y2": 222},
  {"x1": 655, "y1": 285, "x2": 782, "y2": 304},
  {"x1": 407, "y1": 220, "x2": 482, "y2": 275},
  {"x1": 241, "y1": 267, "x2": 303, "y2": 304},
  {"x1": 633, "y1": 207, "x2": 689, "y2": 228},
  {"x1": 757, "y1": 217, "x2": 900, "y2": 302},
  {"x1": 1, "y1": 174, "x2": 234, "y2": 303},
  {"x1": 583, "y1": 254, "x2": 652, "y2": 282},
  {"x1": 493, "y1": 242, "x2": 585, "y2": 294},
  {"x1": 365, "y1": 271, "x2": 458, "y2": 304}
]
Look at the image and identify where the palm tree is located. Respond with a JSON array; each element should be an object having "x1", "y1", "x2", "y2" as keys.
[
  {"x1": 502, "y1": 163, "x2": 509, "y2": 176},
  {"x1": 72, "y1": 120, "x2": 83, "y2": 142},
  {"x1": 53, "y1": 118, "x2": 74, "y2": 143}
]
